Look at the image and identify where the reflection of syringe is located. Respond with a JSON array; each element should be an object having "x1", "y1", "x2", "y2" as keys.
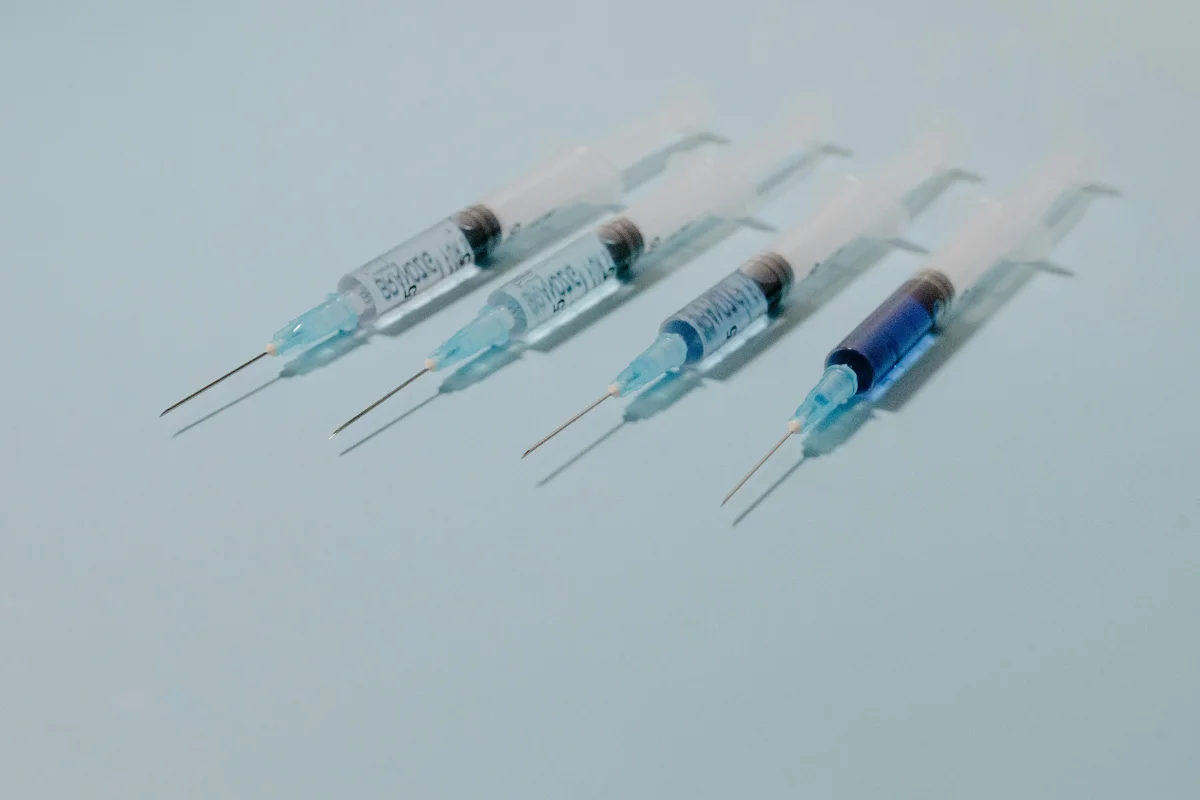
[
  {"x1": 523, "y1": 128, "x2": 969, "y2": 457},
  {"x1": 722, "y1": 151, "x2": 1117, "y2": 506},
  {"x1": 331, "y1": 112, "x2": 841, "y2": 437},
  {"x1": 160, "y1": 92, "x2": 711, "y2": 416}
]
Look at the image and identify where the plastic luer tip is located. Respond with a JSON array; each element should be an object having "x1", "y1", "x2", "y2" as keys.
[
  {"x1": 611, "y1": 332, "x2": 688, "y2": 396},
  {"x1": 270, "y1": 293, "x2": 359, "y2": 356},
  {"x1": 789, "y1": 364, "x2": 857, "y2": 434},
  {"x1": 426, "y1": 305, "x2": 515, "y2": 371}
]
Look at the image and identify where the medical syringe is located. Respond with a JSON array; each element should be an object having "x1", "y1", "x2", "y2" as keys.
[
  {"x1": 523, "y1": 128, "x2": 968, "y2": 456},
  {"x1": 722, "y1": 151, "x2": 1116, "y2": 505},
  {"x1": 331, "y1": 112, "x2": 840, "y2": 436},
  {"x1": 160, "y1": 93, "x2": 710, "y2": 416}
]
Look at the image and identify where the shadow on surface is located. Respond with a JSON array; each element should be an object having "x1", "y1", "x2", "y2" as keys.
[
  {"x1": 171, "y1": 377, "x2": 282, "y2": 437},
  {"x1": 623, "y1": 370, "x2": 706, "y2": 422},
  {"x1": 337, "y1": 394, "x2": 440, "y2": 456},
  {"x1": 536, "y1": 420, "x2": 627, "y2": 487},
  {"x1": 732, "y1": 453, "x2": 808, "y2": 527},
  {"x1": 436, "y1": 344, "x2": 526, "y2": 394},
  {"x1": 280, "y1": 330, "x2": 370, "y2": 377}
]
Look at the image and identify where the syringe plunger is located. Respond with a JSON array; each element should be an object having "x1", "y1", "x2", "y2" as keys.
[
  {"x1": 620, "y1": 113, "x2": 827, "y2": 253},
  {"x1": 482, "y1": 91, "x2": 712, "y2": 237}
]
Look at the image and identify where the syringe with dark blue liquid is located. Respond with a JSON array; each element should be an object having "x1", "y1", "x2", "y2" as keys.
[
  {"x1": 522, "y1": 129, "x2": 964, "y2": 457},
  {"x1": 721, "y1": 151, "x2": 1116, "y2": 506}
]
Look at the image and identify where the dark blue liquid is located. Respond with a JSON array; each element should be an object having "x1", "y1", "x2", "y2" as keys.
[{"x1": 826, "y1": 269, "x2": 955, "y2": 393}]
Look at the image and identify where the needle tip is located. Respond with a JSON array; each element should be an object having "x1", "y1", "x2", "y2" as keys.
[{"x1": 522, "y1": 391, "x2": 613, "y2": 459}]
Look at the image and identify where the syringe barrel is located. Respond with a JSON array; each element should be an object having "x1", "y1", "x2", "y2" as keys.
[
  {"x1": 825, "y1": 269, "x2": 955, "y2": 393},
  {"x1": 770, "y1": 127, "x2": 958, "y2": 277},
  {"x1": 659, "y1": 253, "x2": 794, "y2": 364},
  {"x1": 620, "y1": 113, "x2": 824, "y2": 255},
  {"x1": 486, "y1": 218, "x2": 645, "y2": 335},
  {"x1": 480, "y1": 91, "x2": 711, "y2": 240},
  {"x1": 334, "y1": 205, "x2": 499, "y2": 325}
]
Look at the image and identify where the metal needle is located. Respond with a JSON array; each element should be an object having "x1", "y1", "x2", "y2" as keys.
[
  {"x1": 522, "y1": 391, "x2": 614, "y2": 459},
  {"x1": 520, "y1": 393, "x2": 614, "y2": 460},
  {"x1": 160, "y1": 351, "x2": 269, "y2": 417},
  {"x1": 721, "y1": 429, "x2": 794, "y2": 507},
  {"x1": 329, "y1": 366, "x2": 430, "y2": 439}
]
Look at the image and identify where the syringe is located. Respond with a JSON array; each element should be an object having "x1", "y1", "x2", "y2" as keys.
[
  {"x1": 160, "y1": 93, "x2": 711, "y2": 416},
  {"x1": 331, "y1": 113, "x2": 840, "y2": 436},
  {"x1": 721, "y1": 151, "x2": 1117, "y2": 505},
  {"x1": 522, "y1": 128, "x2": 969, "y2": 456}
]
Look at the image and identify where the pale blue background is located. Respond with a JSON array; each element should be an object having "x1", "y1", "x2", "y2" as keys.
[{"x1": 1, "y1": 1, "x2": 1197, "y2": 797}]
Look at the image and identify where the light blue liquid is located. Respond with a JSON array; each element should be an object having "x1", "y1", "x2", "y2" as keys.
[{"x1": 611, "y1": 269, "x2": 771, "y2": 395}]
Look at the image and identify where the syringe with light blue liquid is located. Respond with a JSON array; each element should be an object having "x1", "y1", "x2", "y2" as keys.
[
  {"x1": 330, "y1": 112, "x2": 841, "y2": 436},
  {"x1": 160, "y1": 93, "x2": 710, "y2": 416},
  {"x1": 721, "y1": 151, "x2": 1117, "y2": 505},
  {"x1": 522, "y1": 128, "x2": 970, "y2": 456}
]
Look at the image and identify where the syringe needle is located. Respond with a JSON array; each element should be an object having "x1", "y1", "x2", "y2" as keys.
[
  {"x1": 329, "y1": 366, "x2": 430, "y2": 439},
  {"x1": 721, "y1": 429, "x2": 794, "y2": 507},
  {"x1": 522, "y1": 391, "x2": 613, "y2": 459},
  {"x1": 160, "y1": 351, "x2": 270, "y2": 417}
]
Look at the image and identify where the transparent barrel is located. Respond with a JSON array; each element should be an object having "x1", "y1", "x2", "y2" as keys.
[
  {"x1": 662, "y1": 271, "x2": 771, "y2": 362},
  {"x1": 660, "y1": 251, "x2": 792, "y2": 364},
  {"x1": 486, "y1": 233, "x2": 621, "y2": 335},
  {"x1": 336, "y1": 216, "x2": 478, "y2": 325}
]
